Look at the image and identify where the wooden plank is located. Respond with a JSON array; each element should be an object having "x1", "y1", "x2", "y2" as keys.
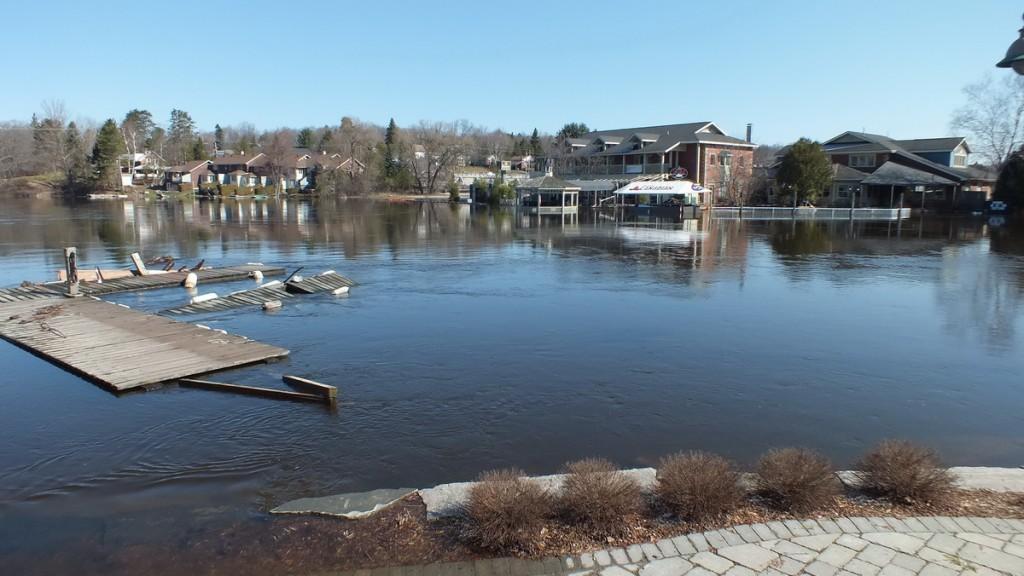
[
  {"x1": 179, "y1": 378, "x2": 326, "y2": 403},
  {"x1": 162, "y1": 272, "x2": 353, "y2": 315},
  {"x1": 282, "y1": 375, "x2": 337, "y2": 401},
  {"x1": 75, "y1": 265, "x2": 286, "y2": 297},
  {"x1": 0, "y1": 298, "x2": 288, "y2": 392},
  {"x1": 130, "y1": 252, "x2": 149, "y2": 276}
]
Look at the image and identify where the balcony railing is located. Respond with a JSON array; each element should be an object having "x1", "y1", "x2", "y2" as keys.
[{"x1": 559, "y1": 163, "x2": 667, "y2": 176}]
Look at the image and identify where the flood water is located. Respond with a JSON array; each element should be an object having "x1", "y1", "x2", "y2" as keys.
[{"x1": 1, "y1": 195, "x2": 1023, "y2": 573}]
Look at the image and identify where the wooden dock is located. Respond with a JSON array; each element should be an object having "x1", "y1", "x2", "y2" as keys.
[
  {"x1": 162, "y1": 271, "x2": 356, "y2": 315},
  {"x1": 77, "y1": 264, "x2": 285, "y2": 296},
  {"x1": 0, "y1": 264, "x2": 285, "y2": 304},
  {"x1": 0, "y1": 297, "x2": 289, "y2": 392}
]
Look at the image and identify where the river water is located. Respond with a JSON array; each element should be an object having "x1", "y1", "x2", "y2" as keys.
[{"x1": 0, "y1": 195, "x2": 1022, "y2": 571}]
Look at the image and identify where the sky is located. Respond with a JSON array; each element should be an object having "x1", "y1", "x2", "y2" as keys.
[{"x1": 0, "y1": 0, "x2": 1020, "y2": 144}]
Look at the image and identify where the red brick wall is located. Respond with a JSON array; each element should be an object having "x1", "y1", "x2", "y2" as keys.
[{"x1": 700, "y1": 144, "x2": 754, "y2": 187}]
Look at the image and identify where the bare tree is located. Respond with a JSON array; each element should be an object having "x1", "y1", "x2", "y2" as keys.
[
  {"x1": 404, "y1": 121, "x2": 462, "y2": 195},
  {"x1": 33, "y1": 100, "x2": 68, "y2": 173},
  {"x1": 951, "y1": 74, "x2": 1024, "y2": 168},
  {"x1": 0, "y1": 122, "x2": 36, "y2": 180},
  {"x1": 261, "y1": 129, "x2": 294, "y2": 191},
  {"x1": 753, "y1": 143, "x2": 784, "y2": 168}
]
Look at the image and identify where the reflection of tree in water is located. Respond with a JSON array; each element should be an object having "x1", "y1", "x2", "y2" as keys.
[{"x1": 766, "y1": 221, "x2": 835, "y2": 259}]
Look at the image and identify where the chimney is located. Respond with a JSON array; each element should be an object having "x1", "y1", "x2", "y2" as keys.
[{"x1": 745, "y1": 123, "x2": 752, "y2": 143}]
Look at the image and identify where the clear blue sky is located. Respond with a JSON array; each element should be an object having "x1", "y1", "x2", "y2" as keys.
[{"x1": 1, "y1": 0, "x2": 1019, "y2": 144}]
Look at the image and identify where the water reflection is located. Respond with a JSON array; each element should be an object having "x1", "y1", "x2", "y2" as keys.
[{"x1": 1, "y1": 196, "x2": 1023, "y2": 575}]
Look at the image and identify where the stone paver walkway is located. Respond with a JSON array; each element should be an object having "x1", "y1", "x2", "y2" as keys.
[{"x1": 327, "y1": 516, "x2": 1024, "y2": 576}]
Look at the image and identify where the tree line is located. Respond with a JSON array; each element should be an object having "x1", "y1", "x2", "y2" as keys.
[{"x1": 0, "y1": 101, "x2": 594, "y2": 195}]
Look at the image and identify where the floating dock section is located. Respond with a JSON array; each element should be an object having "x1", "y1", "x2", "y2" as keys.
[
  {"x1": 0, "y1": 298, "x2": 289, "y2": 391},
  {"x1": 76, "y1": 264, "x2": 284, "y2": 296},
  {"x1": 162, "y1": 271, "x2": 355, "y2": 315}
]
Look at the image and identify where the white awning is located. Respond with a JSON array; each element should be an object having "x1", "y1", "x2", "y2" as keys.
[{"x1": 613, "y1": 180, "x2": 706, "y2": 196}]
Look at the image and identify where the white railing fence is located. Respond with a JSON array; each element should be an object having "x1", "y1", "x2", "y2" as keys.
[{"x1": 711, "y1": 207, "x2": 911, "y2": 221}]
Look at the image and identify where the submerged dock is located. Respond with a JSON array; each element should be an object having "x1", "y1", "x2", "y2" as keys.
[
  {"x1": 0, "y1": 298, "x2": 289, "y2": 391},
  {"x1": 0, "y1": 264, "x2": 284, "y2": 304},
  {"x1": 162, "y1": 271, "x2": 356, "y2": 315}
]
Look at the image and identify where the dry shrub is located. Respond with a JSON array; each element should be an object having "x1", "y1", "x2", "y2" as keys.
[
  {"x1": 757, "y1": 447, "x2": 839, "y2": 513},
  {"x1": 463, "y1": 468, "x2": 551, "y2": 554},
  {"x1": 559, "y1": 458, "x2": 642, "y2": 533},
  {"x1": 656, "y1": 451, "x2": 743, "y2": 521},
  {"x1": 857, "y1": 440, "x2": 954, "y2": 504}
]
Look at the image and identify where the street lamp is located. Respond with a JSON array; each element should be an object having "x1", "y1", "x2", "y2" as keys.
[{"x1": 997, "y1": 12, "x2": 1024, "y2": 74}]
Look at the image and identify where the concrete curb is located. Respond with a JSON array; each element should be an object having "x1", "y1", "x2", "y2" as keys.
[{"x1": 274, "y1": 466, "x2": 1024, "y2": 520}]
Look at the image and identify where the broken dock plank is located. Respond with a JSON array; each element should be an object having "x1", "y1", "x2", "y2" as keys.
[
  {"x1": 77, "y1": 264, "x2": 285, "y2": 296},
  {"x1": 0, "y1": 298, "x2": 289, "y2": 392},
  {"x1": 179, "y1": 378, "x2": 326, "y2": 403},
  {"x1": 162, "y1": 271, "x2": 356, "y2": 315},
  {"x1": 282, "y1": 375, "x2": 337, "y2": 401}
]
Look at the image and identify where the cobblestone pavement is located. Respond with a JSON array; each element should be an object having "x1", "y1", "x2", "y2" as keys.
[{"x1": 327, "y1": 516, "x2": 1024, "y2": 576}]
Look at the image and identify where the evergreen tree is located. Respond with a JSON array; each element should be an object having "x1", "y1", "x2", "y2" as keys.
[
  {"x1": 296, "y1": 127, "x2": 315, "y2": 149},
  {"x1": 529, "y1": 128, "x2": 542, "y2": 156},
  {"x1": 776, "y1": 138, "x2": 833, "y2": 205},
  {"x1": 995, "y1": 153, "x2": 1024, "y2": 207},
  {"x1": 121, "y1": 109, "x2": 154, "y2": 147},
  {"x1": 62, "y1": 121, "x2": 89, "y2": 191},
  {"x1": 189, "y1": 137, "x2": 206, "y2": 161},
  {"x1": 91, "y1": 119, "x2": 125, "y2": 190},
  {"x1": 385, "y1": 118, "x2": 398, "y2": 147},
  {"x1": 556, "y1": 122, "x2": 590, "y2": 141},
  {"x1": 146, "y1": 126, "x2": 166, "y2": 156},
  {"x1": 214, "y1": 124, "x2": 225, "y2": 151},
  {"x1": 167, "y1": 109, "x2": 196, "y2": 164},
  {"x1": 317, "y1": 126, "x2": 333, "y2": 152},
  {"x1": 383, "y1": 118, "x2": 400, "y2": 178}
]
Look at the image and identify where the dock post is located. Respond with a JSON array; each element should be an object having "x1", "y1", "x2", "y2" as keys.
[{"x1": 63, "y1": 247, "x2": 80, "y2": 298}]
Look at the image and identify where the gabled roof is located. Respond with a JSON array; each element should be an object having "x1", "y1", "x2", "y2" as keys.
[
  {"x1": 822, "y1": 132, "x2": 967, "y2": 182},
  {"x1": 896, "y1": 137, "x2": 968, "y2": 154},
  {"x1": 568, "y1": 121, "x2": 755, "y2": 158},
  {"x1": 212, "y1": 152, "x2": 265, "y2": 166},
  {"x1": 517, "y1": 175, "x2": 580, "y2": 190},
  {"x1": 167, "y1": 160, "x2": 210, "y2": 174},
  {"x1": 860, "y1": 161, "x2": 957, "y2": 187}
]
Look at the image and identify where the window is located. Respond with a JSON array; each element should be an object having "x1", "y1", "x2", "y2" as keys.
[
  {"x1": 720, "y1": 154, "x2": 731, "y2": 166},
  {"x1": 709, "y1": 154, "x2": 716, "y2": 165},
  {"x1": 953, "y1": 153, "x2": 967, "y2": 167},
  {"x1": 849, "y1": 154, "x2": 875, "y2": 168},
  {"x1": 837, "y1": 185, "x2": 849, "y2": 199}
]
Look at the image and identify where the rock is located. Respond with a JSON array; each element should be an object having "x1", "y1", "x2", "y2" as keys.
[{"x1": 271, "y1": 488, "x2": 417, "y2": 519}]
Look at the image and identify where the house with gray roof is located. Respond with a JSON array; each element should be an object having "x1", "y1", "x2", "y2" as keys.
[
  {"x1": 550, "y1": 121, "x2": 756, "y2": 203},
  {"x1": 773, "y1": 132, "x2": 997, "y2": 209}
]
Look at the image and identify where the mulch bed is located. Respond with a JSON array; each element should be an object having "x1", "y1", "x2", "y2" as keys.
[{"x1": 6, "y1": 490, "x2": 1023, "y2": 576}]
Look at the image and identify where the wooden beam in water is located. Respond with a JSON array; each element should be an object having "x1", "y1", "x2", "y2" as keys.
[
  {"x1": 179, "y1": 378, "x2": 327, "y2": 403},
  {"x1": 282, "y1": 375, "x2": 337, "y2": 401}
]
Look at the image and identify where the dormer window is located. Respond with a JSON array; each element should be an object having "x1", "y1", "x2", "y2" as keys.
[{"x1": 953, "y1": 152, "x2": 967, "y2": 167}]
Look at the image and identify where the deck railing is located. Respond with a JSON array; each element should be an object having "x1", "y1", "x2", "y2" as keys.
[{"x1": 711, "y1": 207, "x2": 912, "y2": 221}]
